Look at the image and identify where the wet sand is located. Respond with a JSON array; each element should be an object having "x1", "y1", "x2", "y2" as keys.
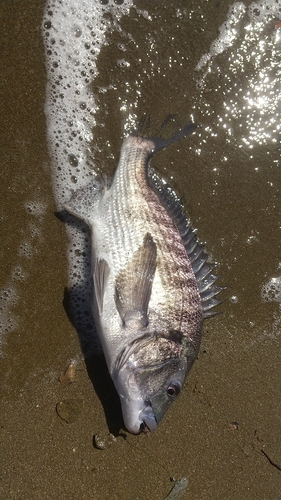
[{"x1": 1, "y1": 1, "x2": 281, "y2": 499}]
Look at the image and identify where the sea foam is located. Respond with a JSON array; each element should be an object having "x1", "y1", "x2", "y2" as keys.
[{"x1": 42, "y1": 0, "x2": 133, "y2": 354}]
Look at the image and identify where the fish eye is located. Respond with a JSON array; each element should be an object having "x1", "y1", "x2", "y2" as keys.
[{"x1": 167, "y1": 382, "x2": 181, "y2": 398}]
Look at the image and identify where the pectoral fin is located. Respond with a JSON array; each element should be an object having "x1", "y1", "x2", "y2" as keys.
[
  {"x1": 115, "y1": 233, "x2": 157, "y2": 327},
  {"x1": 94, "y1": 258, "x2": 110, "y2": 315}
]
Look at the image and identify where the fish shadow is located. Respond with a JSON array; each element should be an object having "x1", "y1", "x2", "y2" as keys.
[
  {"x1": 57, "y1": 209, "x2": 125, "y2": 436},
  {"x1": 85, "y1": 354, "x2": 124, "y2": 436},
  {"x1": 63, "y1": 285, "x2": 125, "y2": 434}
]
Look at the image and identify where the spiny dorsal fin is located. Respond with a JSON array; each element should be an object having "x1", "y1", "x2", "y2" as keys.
[
  {"x1": 148, "y1": 169, "x2": 224, "y2": 317},
  {"x1": 115, "y1": 233, "x2": 157, "y2": 328}
]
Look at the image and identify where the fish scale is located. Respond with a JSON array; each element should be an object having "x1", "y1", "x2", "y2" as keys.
[
  {"x1": 106, "y1": 147, "x2": 150, "y2": 270},
  {"x1": 109, "y1": 150, "x2": 198, "y2": 334}
]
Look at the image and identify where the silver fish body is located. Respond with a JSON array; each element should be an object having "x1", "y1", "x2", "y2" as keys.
[{"x1": 65, "y1": 121, "x2": 223, "y2": 434}]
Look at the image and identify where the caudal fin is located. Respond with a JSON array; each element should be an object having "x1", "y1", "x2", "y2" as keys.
[{"x1": 133, "y1": 114, "x2": 197, "y2": 154}]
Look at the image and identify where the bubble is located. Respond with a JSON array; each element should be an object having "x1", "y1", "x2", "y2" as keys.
[
  {"x1": 248, "y1": 1, "x2": 281, "y2": 21},
  {"x1": 29, "y1": 223, "x2": 41, "y2": 238},
  {"x1": 117, "y1": 59, "x2": 130, "y2": 68},
  {"x1": 11, "y1": 266, "x2": 28, "y2": 282},
  {"x1": 73, "y1": 26, "x2": 82, "y2": 37},
  {"x1": 0, "y1": 287, "x2": 17, "y2": 303},
  {"x1": 0, "y1": 287, "x2": 19, "y2": 341},
  {"x1": 246, "y1": 234, "x2": 259, "y2": 245},
  {"x1": 261, "y1": 277, "x2": 281, "y2": 303},
  {"x1": 18, "y1": 242, "x2": 33, "y2": 260},
  {"x1": 252, "y1": 8, "x2": 260, "y2": 16},
  {"x1": 24, "y1": 201, "x2": 47, "y2": 218},
  {"x1": 44, "y1": 20, "x2": 52, "y2": 29},
  {"x1": 195, "y1": 2, "x2": 246, "y2": 71},
  {"x1": 68, "y1": 154, "x2": 79, "y2": 167},
  {"x1": 0, "y1": 198, "x2": 49, "y2": 344}
]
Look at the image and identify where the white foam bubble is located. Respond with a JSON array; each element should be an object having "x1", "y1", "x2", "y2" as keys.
[
  {"x1": 25, "y1": 201, "x2": 47, "y2": 220},
  {"x1": 18, "y1": 242, "x2": 33, "y2": 260},
  {"x1": 248, "y1": 0, "x2": 281, "y2": 21},
  {"x1": 0, "y1": 202, "x2": 48, "y2": 349},
  {"x1": 42, "y1": 0, "x2": 133, "y2": 355},
  {"x1": 197, "y1": 0, "x2": 281, "y2": 72},
  {"x1": 43, "y1": 0, "x2": 132, "y2": 206},
  {"x1": 261, "y1": 276, "x2": 281, "y2": 303},
  {"x1": 11, "y1": 266, "x2": 29, "y2": 283},
  {"x1": 0, "y1": 287, "x2": 19, "y2": 345},
  {"x1": 196, "y1": 2, "x2": 246, "y2": 71}
]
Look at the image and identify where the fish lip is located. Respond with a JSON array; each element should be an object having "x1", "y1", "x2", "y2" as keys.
[
  {"x1": 139, "y1": 404, "x2": 158, "y2": 433},
  {"x1": 139, "y1": 421, "x2": 151, "y2": 433},
  {"x1": 118, "y1": 394, "x2": 158, "y2": 434}
]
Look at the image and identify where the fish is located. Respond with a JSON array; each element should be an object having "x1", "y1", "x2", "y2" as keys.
[{"x1": 64, "y1": 117, "x2": 223, "y2": 434}]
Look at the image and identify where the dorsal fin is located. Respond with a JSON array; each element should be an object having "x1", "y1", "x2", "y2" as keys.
[{"x1": 148, "y1": 169, "x2": 224, "y2": 318}]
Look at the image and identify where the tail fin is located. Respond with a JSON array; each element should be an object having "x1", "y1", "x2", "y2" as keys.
[{"x1": 133, "y1": 114, "x2": 197, "y2": 154}]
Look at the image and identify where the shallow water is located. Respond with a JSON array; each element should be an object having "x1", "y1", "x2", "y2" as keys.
[{"x1": 1, "y1": 1, "x2": 281, "y2": 499}]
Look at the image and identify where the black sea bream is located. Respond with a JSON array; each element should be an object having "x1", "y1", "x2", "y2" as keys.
[{"x1": 64, "y1": 119, "x2": 223, "y2": 434}]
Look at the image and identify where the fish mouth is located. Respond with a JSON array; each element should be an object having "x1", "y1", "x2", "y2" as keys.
[{"x1": 139, "y1": 404, "x2": 158, "y2": 433}]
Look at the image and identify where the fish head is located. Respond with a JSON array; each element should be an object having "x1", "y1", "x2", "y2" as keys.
[{"x1": 113, "y1": 331, "x2": 198, "y2": 434}]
